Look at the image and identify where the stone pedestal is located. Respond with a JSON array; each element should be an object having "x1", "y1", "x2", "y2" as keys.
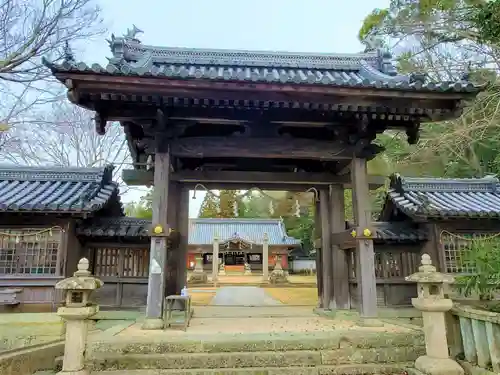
[
  {"x1": 188, "y1": 255, "x2": 207, "y2": 284},
  {"x1": 406, "y1": 254, "x2": 463, "y2": 375},
  {"x1": 55, "y1": 258, "x2": 102, "y2": 375},
  {"x1": 57, "y1": 306, "x2": 99, "y2": 375}
]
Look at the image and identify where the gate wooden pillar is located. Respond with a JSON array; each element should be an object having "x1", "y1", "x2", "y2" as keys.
[
  {"x1": 350, "y1": 158, "x2": 377, "y2": 318},
  {"x1": 143, "y1": 146, "x2": 170, "y2": 330},
  {"x1": 165, "y1": 181, "x2": 179, "y2": 297},
  {"x1": 176, "y1": 186, "x2": 189, "y2": 291},
  {"x1": 329, "y1": 185, "x2": 350, "y2": 309},
  {"x1": 319, "y1": 188, "x2": 334, "y2": 310},
  {"x1": 314, "y1": 199, "x2": 324, "y2": 308}
]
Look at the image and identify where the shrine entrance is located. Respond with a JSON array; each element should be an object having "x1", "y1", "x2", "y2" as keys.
[
  {"x1": 44, "y1": 27, "x2": 479, "y2": 329},
  {"x1": 222, "y1": 238, "x2": 251, "y2": 268},
  {"x1": 223, "y1": 252, "x2": 245, "y2": 266}
]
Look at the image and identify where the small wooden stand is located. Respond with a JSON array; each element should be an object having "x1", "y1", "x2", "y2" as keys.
[{"x1": 164, "y1": 295, "x2": 192, "y2": 331}]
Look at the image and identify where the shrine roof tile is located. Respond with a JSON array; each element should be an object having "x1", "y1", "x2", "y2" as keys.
[
  {"x1": 0, "y1": 165, "x2": 121, "y2": 215},
  {"x1": 383, "y1": 173, "x2": 500, "y2": 219},
  {"x1": 41, "y1": 30, "x2": 480, "y2": 94},
  {"x1": 42, "y1": 58, "x2": 478, "y2": 94}
]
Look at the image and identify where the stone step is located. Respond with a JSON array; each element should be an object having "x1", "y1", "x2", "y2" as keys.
[
  {"x1": 88, "y1": 331, "x2": 424, "y2": 356},
  {"x1": 89, "y1": 363, "x2": 413, "y2": 374},
  {"x1": 87, "y1": 347, "x2": 423, "y2": 371}
]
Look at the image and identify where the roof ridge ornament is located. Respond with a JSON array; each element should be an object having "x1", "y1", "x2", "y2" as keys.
[
  {"x1": 124, "y1": 25, "x2": 143, "y2": 42},
  {"x1": 360, "y1": 32, "x2": 401, "y2": 78},
  {"x1": 64, "y1": 41, "x2": 75, "y2": 63},
  {"x1": 362, "y1": 32, "x2": 385, "y2": 52}
]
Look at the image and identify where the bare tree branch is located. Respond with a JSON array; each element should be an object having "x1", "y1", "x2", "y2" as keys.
[
  {"x1": 0, "y1": 0, "x2": 103, "y2": 153},
  {"x1": 2, "y1": 102, "x2": 133, "y2": 192}
]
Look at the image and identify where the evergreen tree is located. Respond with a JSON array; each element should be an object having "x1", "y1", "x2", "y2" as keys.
[
  {"x1": 219, "y1": 190, "x2": 239, "y2": 218},
  {"x1": 198, "y1": 193, "x2": 220, "y2": 218}
]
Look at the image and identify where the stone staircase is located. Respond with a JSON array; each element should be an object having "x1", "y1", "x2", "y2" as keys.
[{"x1": 68, "y1": 330, "x2": 425, "y2": 374}]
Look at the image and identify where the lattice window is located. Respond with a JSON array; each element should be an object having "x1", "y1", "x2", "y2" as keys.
[
  {"x1": 0, "y1": 228, "x2": 61, "y2": 276},
  {"x1": 441, "y1": 233, "x2": 482, "y2": 274},
  {"x1": 94, "y1": 248, "x2": 119, "y2": 277},
  {"x1": 93, "y1": 248, "x2": 149, "y2": 278},
  {"x1": 122, "y1": 248, "x2": 149, "y2": 277}
]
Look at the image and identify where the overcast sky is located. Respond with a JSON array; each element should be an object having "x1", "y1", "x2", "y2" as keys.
[{"x1": 80, "y1": 0, "x2": 389, "y2": 217}]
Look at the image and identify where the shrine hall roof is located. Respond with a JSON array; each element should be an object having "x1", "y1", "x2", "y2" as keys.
[
  {"x1": 41, "y1": 29, "x2": 479, "y2": 94},
  {"x1": 0, "y1": 165, "x2": 122, "y2": 216},
  {"x1": 190, "y1": 218, "x2": 300, "y2": 246},
  {"x1": 381, "y1": 173, "x2": 500, "y2": 220}
]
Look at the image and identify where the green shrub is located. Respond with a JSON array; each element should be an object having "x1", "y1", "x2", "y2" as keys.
[{"x1": 455, "y1": 237, "x2": 500, "y2": 302}]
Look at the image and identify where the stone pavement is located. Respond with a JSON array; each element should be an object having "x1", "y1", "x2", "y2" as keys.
[{"x1": 210, "y1": 286, "x2": 282, "y2": 306}]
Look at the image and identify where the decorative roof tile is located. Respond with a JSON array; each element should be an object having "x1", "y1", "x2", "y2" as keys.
[
  {"x1": 0, "y1": 165, "x2": 121, "y2": 215},
  {"x1": 78, "y1": 217, "x2": 300, "y2": 246},
  {"x1": 382, "y1": 173, "x2": 500, "y2": 219},
  {"x1": 41, "y1": 29, "x2": 480, "y2": 94}
]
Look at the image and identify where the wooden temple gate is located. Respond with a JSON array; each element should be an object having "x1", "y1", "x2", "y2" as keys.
[{"x1": 43, "y1": 27, "x2": 478, "y2": 328}]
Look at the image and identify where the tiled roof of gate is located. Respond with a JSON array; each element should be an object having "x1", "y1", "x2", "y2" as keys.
[
  {"x1": 383, "y1": 173, "x2": 500, "y2": 219},
  {"x1": 79, "y1": 217, "x2": 301, "y2": 245},
  {"x1": 0, "y1": 165, "x2": 121, "y2": 215},
  {"x1": 41, "y1": 29, "x2": 479, "y2": 94}
]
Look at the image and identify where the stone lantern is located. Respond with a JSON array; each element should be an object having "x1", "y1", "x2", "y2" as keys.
[
  {"x1": 405, "y1": 254, "x2": 463, "y2": 375},
  {"x1": 55, "y1": 258, "x2": 103, "y2": 375},
  {"x1": 269, "y1": 254, "x2": 288, "y2": 284}
]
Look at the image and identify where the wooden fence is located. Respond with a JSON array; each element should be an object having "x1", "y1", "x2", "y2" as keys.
[
  {"x1": 88, "y1": 246, "x2": 149, "y2": 308},
  {"x1": 447, "y1": 304, "x2": 500, "y2": 373},
  {"x1": 347, "y1": 246, "x2": 421, "y2": 307}
]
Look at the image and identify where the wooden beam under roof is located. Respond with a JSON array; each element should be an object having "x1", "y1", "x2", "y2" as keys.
[
  {"x1": 122, "y1": 169, "x2": 385, "y2": 190},
  {"x1": 140, "y1": 137, "x2": 383, "y2": 161}
]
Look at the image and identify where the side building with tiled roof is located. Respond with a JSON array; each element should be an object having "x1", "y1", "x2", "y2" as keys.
[
  {"x1": 0, "y1": 165, "x2": 123, "y2": 311},
  {"x1": 330, "y1": 173, "x2": 500, "y2": 308},
  {"x1": 380, "y1": 173, "x2": 500, "y2": 276}
]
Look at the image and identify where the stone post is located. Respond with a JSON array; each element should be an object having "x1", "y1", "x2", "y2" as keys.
[
  {"x1": 55, "y1": 258, "x2": 103, "y2": 375},
  {"x1": 406, "y1": 254, "x2": 463, "y2": 375},
  {"x1": 262, "y1": 233, "x2": 269, "y2": 281},
  {"x1": 212, "y1": 235, "x2": 219, "y2": 283}
]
